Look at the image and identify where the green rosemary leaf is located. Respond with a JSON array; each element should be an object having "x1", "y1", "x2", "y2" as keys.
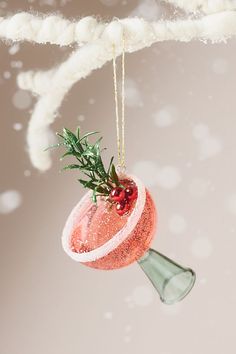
[
  {"x1": 78, "y1": 179, "x2": 97, "y2": 190},
  {"x1": 63, "y1": 128, "x2": 78, "y2": 145},
  {"x1": 107, "y1": 156, "x2": 114, "y2": 175},
  {"x1": 63, "y1": 164, "x2": 81, "y2": 170},
  {"x1": 82, "y1": 138, "x2": 89, "y2": 148},
  {"x1": 93, "y1": 138, "x2": 103, "y2": 157},
  {"x1": 79, "y1": 164, "x2": 97, "y2": 172},
  {"x1": 81, "y1": 171, "x2": 94, "y2": 179},
  {"x1": 82, "y1": 148, "x2": 97, "y2": 158},
  {"x1": 75, "y1": 143, "x2": 84, "y2": 156},
  {"x1": 96, "y1": 186, "x2": 108, "y2": 194},
  {"x1": 60, "y1": 151, "x2": 74, "y2": 159},
  {"x1": 110, "y1": 164, "x2": 119, "y2": 186},
  {"x1": 56, "y1": 133, "x2": 66, "y2": 140},
  {"x1": 79, "y1": 131, "x2": 99, "y2": 142},
  {"x1": 97, "y1": 159, "x2": 107, "y2": 178},
  {"x1": 92, "y1": 189, "x2": 97, "y2": 203},
  {"x1": 78, "y1": 179, "x2": 89, "y2": 187},
  {"x1": 44, "y1": 142, "x2": 66, "y2": 151},
  {"x1": 94, "y1": 136, "x2": 103, "y2": 148},
  {"x1": 79, "y1": 180, "x2": 108, "y2": 195},
  {"x1": 76, "y1": 126, "x2": 80, "y2": 139}
]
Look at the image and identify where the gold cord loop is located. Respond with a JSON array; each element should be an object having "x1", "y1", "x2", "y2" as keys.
[{"x1": 112, "y1": 33, "x2": 126, "y2": 170}]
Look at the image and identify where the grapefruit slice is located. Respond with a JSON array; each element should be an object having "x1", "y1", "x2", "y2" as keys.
[{"x1": 62, "y1": 175, "x2": 157, "y2": 270}]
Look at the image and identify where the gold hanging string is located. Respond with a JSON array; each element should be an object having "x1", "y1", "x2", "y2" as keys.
[
  {"x1": 112, "y1": 43, "x2": 121, "y2": 166},
  {"x1": 121, "y1": 34, "x2": 125, "y2": 168},
  {"x1": 112, "y1": 33, "x2": 126, "y2": 169}
]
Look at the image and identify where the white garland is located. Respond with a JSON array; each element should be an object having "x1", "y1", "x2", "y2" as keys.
[{"x1": 0, "y1": 1, "x2": 236, "y2": 170}]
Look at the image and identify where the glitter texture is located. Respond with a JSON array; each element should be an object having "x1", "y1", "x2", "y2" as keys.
[{"x1": 63, "y1": 176, "x2": 157, "y2": 270}]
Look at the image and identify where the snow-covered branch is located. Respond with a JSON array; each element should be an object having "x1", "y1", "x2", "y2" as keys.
[
  {"x1": 2, "y1": 10, "x2": 236, "y2": 47},
  {"x1": 27, "y1": 39, "x2": 113, "y2": 170},
  {"x1": 0, "y1": 13, "x2": 103, "y2": 46}
]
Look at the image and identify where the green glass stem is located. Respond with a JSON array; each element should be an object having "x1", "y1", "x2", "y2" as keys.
[{"x1": 137, "y1": 248, "x2": 196, "y2": 305}]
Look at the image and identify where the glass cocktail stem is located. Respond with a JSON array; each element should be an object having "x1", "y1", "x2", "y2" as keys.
[{"x1": 137, "y1": 248, "x2": 196, "y2": 305}]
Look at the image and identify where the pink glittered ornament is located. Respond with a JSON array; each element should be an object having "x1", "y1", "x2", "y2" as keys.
[{"x1": 62, "y1": 175, "x2": 156, "y2": 269}]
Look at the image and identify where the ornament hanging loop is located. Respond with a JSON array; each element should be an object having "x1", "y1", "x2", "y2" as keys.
[{"x1": 112, "y1": 29, "x2": 126, "y2": 173}]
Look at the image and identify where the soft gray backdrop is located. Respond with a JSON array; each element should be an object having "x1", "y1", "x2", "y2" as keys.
[{"x1": 1, "y1": 1, "x2": 236, "y2": 354}]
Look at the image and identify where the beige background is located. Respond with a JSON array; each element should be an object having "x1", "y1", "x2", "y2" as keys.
[{"x1": 1, "y1": 1, "x2": 236, "y2": 354}]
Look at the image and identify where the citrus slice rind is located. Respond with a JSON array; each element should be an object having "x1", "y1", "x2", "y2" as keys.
[{"x1": 62, "y1": 174, "x2": 146, "y2": 263}]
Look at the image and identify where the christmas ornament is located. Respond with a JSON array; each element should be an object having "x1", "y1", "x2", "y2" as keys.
[{"x1": 49, "y1": 38, "x2": 196, "y2": 305}]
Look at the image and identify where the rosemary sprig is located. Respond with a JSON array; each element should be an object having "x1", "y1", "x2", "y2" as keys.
[{"x1": 47, "y1": 127, "x2": 120, "y2": 203}]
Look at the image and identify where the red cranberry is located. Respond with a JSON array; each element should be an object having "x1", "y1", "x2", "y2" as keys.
[
  {"x1": 110, "y1": 187, "x2": 126, "y2": 202},
  {"x1": 125, "y1": 186, "x2": 133, "y2": 196},
  {"x1": 125, "y1": 186, "x2": 138, "y2": 201},
  {"x1": 116, "y1": 200, "x2": 130, "y2": 216}
]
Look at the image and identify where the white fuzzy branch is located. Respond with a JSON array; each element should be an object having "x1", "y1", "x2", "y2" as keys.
[
  {"x1": 27, "y1": 40, "x2": 115, "y2": 170},
  {"x1": 0, "y1": 13, "x2": 104, "y2": 45},
  {"x1": 17, "y1": 10, "x2": 236, "y2": 94},
  {"x1": 17, "y1": 68, "x2": 57, "y2": 95},
  {"x1": 1, "y1": 2, "x2": 236, "y2": 170},
  {"x1": 164, "y1": 0, "x2": 236, "y2": 14}
]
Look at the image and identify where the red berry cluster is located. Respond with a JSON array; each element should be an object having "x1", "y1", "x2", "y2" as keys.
[{"x1": 109, "y1": 180, "x2": 138, "y2": 216}]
